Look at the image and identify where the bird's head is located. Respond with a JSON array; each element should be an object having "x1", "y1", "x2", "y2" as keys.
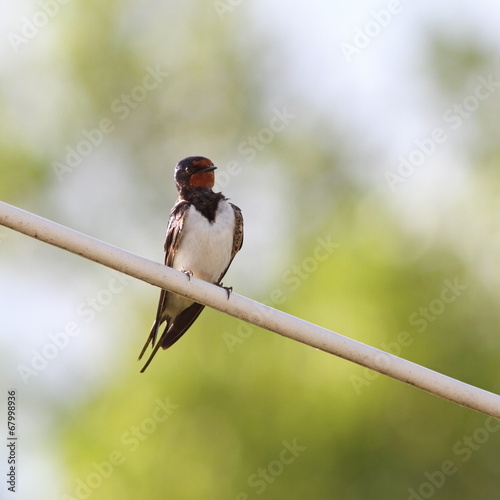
[{"x1": 174, "y1": 156, "x2": 217, "y2": 192}]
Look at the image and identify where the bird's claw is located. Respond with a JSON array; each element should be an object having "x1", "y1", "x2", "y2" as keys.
[
  {"x1": 219, "y1": 283, "x2": 233, "y2": 299},
  {"x1": 180, "y1": 268, "x2": 193, "y2": 280}
]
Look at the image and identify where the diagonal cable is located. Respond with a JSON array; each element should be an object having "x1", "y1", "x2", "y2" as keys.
[{"x1": 1, "y1": 200, "x2": 499, "y2": 417}]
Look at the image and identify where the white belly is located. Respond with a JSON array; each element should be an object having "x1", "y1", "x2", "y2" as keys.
[{"x1": 165, "y1": 201, "x2": 235, "y2": 316}]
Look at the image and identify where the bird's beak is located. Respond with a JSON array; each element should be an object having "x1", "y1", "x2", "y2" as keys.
[{"x1": 198, "y1": 165, "x2": 217, "y2": 173}]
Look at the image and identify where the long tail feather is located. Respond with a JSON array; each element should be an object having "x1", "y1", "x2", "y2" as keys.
[
  {"x1": 138, "y1": 319, "x2": 162, "y2": 361},
  {"x1": 139, "y1": 334, "x2": 165, "y2": 373}
]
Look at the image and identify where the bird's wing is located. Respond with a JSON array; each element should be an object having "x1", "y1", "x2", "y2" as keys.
[
  {"x1": 164, "y1": 199, "x2": 191, "y2": 266},
  {"x1": 159, "y1": 302, "x2": 205, "y2": 349},
  {"x1": 138, "y1": 200, "x2": 191, "y2": 363},
  {"x1": 216, "y1": 202, "x2": 244, "y2": 284}
]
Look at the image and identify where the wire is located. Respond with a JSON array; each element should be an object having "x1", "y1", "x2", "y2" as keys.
[{"x1": 1, "y1": 200, "x2": 499, "y2": 417}]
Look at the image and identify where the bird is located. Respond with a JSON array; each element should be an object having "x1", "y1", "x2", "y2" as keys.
[{"x1": 138, "y1": 156, "x2": 244, "y2": 372}]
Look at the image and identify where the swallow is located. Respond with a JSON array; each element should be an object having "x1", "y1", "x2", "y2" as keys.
[{"x1": 138, "y1": 156, "x2": 244, "y2": 372}]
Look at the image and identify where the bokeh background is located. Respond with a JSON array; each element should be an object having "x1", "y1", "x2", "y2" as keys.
[{"x1": 1, "y1": 1, "x2": 500, "y2": 499}]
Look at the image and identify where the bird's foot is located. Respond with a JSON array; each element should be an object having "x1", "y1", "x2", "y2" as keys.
[
  {"x1": 180, "y1": 268, "x2": 193, "y2": 280},
  {"x1": 218, "y1": 282, "x2": 233, "y2": 300}
]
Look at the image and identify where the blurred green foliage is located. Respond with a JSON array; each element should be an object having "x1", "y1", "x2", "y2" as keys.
[{"x1": 2, "y1": 1, "x2": 500, "y2": 499}]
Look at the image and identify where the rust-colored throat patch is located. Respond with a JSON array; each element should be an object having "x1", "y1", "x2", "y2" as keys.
[{"x1": 190, "y1": 170, "x2": 215, "y2": 188}]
